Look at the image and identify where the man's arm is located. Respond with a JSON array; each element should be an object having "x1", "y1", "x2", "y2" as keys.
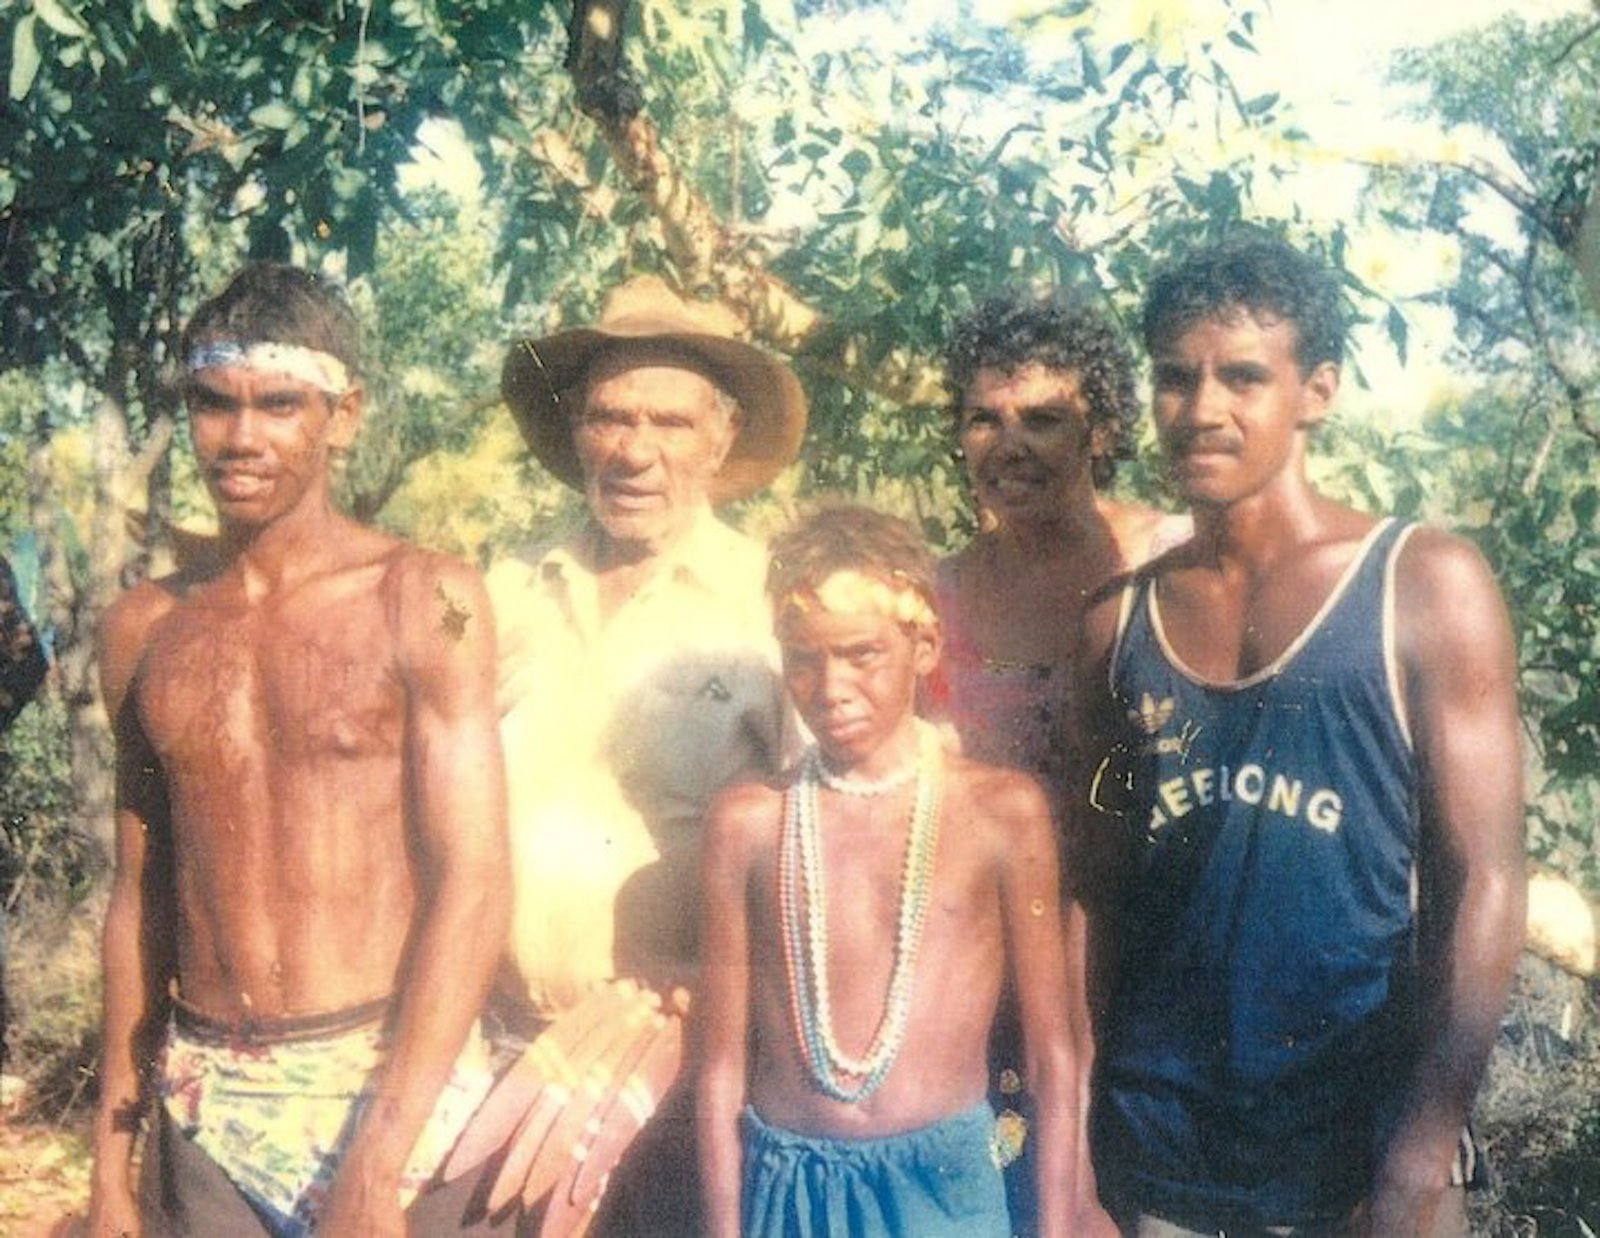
[
  {"x1": 993, "y1": 771, "x2": 1111, "y2": 1237},
  {"x1": 696, "y1": 782, "x2": 764, "y2": 1238},
  {"x1": 1064, "y1": 589, "x2": 1137, "y2": 1037},
  {"x1": 1369, "y1": 530, "x2": 1526, "y2": 1235},
  {"x1": 87, "y1": 587, "x2": 178, "y2": 1238},
  {"x1": 320, "y1": 554, "x2": 511, "y2": 1235}
]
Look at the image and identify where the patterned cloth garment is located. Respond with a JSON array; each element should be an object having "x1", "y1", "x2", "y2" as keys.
[{"x1": 160, "y1": 1015, "x2": 496, "y2": 1237}]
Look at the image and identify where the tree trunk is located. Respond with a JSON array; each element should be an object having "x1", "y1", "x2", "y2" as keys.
[
  {"x1": 1577, "y1": 175, "x2": 1600, "y2": 315},
  {"x1": 29, "y1": 396, "x2": 164, "y2": 869}
]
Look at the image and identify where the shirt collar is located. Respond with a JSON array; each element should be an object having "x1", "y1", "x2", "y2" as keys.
[{"x1": 539, "y1": 506, "x2": 738, "y2": 596}]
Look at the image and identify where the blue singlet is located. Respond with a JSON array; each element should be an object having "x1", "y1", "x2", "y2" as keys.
[{"x1": 1093, "y1": 518, "x2": 1422, "y2": 1231}]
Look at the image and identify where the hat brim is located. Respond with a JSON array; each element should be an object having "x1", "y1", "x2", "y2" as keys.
[{"x1": 501, "y1": 322, "x2": 807, "y2": 504}]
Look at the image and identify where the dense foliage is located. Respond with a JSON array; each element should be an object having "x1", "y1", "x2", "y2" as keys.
[
  {"x1": 0, "y1": 0, "x2": 1595, "y2": 976},
  {"x1": 1375, "y1": 13, "x2": 1600, "y2": 885}
]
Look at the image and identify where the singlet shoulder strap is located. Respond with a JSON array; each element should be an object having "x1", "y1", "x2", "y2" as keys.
[
  {"x1": 1378, "y1": 518, "x2": 1419, "y2": 752},
  {"x1": 1106, "y1": 569, "x2": 1153, "y2": 696}
]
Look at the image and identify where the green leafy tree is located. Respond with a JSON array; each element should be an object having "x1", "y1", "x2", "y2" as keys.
[
  {"x1": 496, "y1": 0, "x2": 1331, "y2": 546},
  {"x1": 0, "y1": 1, "x2": 561, "y2": 851},
  {"x1": 1364, "y1": 14, "x2": 1600, "y2": 886},
  {"x1": 2, "y1": 0, "x2": 1310, "y2": 865}
]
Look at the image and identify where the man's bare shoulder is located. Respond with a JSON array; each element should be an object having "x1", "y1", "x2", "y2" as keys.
[
  {"x1": 379, "y1": 539, "x2": 487, "y2": 599},
  {"x1": 1395, "y1": 525, "x2": 1500, "y2": 603},
  {"x1": 370, "y1": 538, "x2": 490, "y2": 637},
  {"x1": 709, "y1": 771, "x2": 789, "y2": 827},
  {"x1": 97, "y1": 576, "x2": 188, "y2": 711},
  {"x1": 1393, "y1": 524, "x2": 1511, "y2": 658},
  {"x1": 102, "y1": 575, "x2": 182, "y2": 640},
  {"x1": 1100, "y1": 497, "x2": 1190, "y2": 567}
]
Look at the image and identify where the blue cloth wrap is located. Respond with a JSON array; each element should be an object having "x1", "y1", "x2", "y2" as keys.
[{"x1": 741, "y1": 1103, "x2": 1011, "y2": 1238}]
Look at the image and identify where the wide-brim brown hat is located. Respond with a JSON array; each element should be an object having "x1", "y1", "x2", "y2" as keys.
[{"x1": 502, "y1": 275, "x2": 808, "y2": 503}]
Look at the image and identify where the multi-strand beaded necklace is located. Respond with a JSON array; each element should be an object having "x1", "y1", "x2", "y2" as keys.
[{"x1": 777, "y1": 719, "x2": 943, "y2": 1103}]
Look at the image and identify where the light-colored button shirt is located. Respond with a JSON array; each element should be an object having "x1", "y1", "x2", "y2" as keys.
[{"x1": 486, "y1": 509, "x2": 792, "y2": 1017}]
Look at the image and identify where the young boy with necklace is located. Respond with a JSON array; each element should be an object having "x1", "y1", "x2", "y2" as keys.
[{"x1": 697, "y1": 504, "x2": 1105, "y2": 1238}]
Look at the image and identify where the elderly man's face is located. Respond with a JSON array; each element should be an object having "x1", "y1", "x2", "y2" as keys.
[{"x1": 574, "y1": 347, "x2": 740, "y2": 553}]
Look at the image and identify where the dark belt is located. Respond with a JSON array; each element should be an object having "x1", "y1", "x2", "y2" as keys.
[{"x1": 170, "y1": 991, "x2": 395, "y2": 1046}]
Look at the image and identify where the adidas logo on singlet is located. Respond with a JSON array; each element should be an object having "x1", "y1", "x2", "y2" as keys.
[{"x1": 1131, "y1": 695, "x2": 1346, "y2": 836}]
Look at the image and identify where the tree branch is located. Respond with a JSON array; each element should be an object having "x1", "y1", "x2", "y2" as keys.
[
  {"x1": 1517, "y1": 235, "x2": 1600, "y2": 448},
  {"x1": 1550, "y1": 16, "x2": 1600, "y2": 67},
  {"x1": 1577, "y1": 175, "x2": 1600, "y2": 314},
  {"x1": 1441, "y1": 159, "x2": 1543, "y2": 226},
  {"x1": 558, "y1": 0, "x2": 946, "y2": 408}
]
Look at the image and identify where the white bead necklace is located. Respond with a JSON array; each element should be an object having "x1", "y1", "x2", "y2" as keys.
[
  {"x1": 778, "y1": 719, "x2": 942, "y2": 1102},
  {"x1": 814, "y1": 752, "x2": 918, "y2": 797}
]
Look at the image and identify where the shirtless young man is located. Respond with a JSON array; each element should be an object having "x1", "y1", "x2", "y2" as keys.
[
  {"x1": 698, "y1": 504, "x2": 1105, "y2": 1238},
  {"x1": 1077, "y1": 233, "x2": 1526, "y2": 1236},
  {"x1": 86, "y1": 264, "x2": 510, "y2": 1237}
]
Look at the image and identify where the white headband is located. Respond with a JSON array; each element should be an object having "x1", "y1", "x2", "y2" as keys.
[{"x1": 187, "y1": 340, "x2": 351, "y2": 395}]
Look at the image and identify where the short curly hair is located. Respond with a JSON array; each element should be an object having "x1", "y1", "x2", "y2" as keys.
[
  {"x1": 1141, "y1": 231, "x2": 1347, "y2": 372},
  {"x1": 943, "y1": 292, "x2": 1139, "y2": 488}
]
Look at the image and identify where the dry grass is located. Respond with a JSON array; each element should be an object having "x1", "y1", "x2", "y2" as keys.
[
  {"x1": 4, "y1": 892, "x2": 102, "y2": 1124},
  {"x1": 1471, "y1": 957, "x2": 1600, "y2": 1237},
  {"x1": 0, "y1": 1121, "x2": 91, "y2": 1236},
  {"x1": 1, "y1": 893, "x2": 100, "y2": 1233}
]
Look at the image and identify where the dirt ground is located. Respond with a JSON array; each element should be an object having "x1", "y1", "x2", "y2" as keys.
[
  {"x1": 1468, "y1": 956, "x2": 1600, "y2": 1236},
  {"x1": 0, "y1": 1119, "x2": 88, "y2": 1238}
]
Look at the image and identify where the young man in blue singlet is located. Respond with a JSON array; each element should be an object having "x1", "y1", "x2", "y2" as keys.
[
  {"x1": 1075, "y1": 232, "x2": 1526, "y2": 1237},
  {"x1": 697, "y1": 505, "x2": 1108, "y2": 1238}
]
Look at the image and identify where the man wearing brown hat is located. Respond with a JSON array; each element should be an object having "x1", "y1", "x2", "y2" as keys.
[{"x1": 441, "y1": 276, "x2": 806, "y2": 1236}]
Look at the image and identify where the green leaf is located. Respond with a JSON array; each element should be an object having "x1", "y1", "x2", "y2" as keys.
[
  {"x1": 32, "y1": 0, "x2": 88, "y2": 39},
  {"x1": 249, "y1": 100, "x2": 297, "y2": 130},
  {"x1": 1573, "y1": 486, "x2": 1599, "y2": 531},
  {"x1": 145, "y1": 0, "x2": 175, "y2": 29},
  {"x1": 1079, "y1": 40, "x2": 1102, "y2": 93},
  {"x1": 840, "y1": 149, "x2": 872, "y2": 184},
  {"x1": 1362, "y1": 459, "x2": 1394, "y2": 509},
  {"x1": 8, "y1": 15, "x2": 39, "y2": 101},
  {"x1": 1385, "y1": 305, "x2": 1409, "y2": 365}
]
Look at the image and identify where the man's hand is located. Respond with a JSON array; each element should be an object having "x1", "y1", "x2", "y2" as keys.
[
  {"x1": 317, "y1": 1153, "x2": 407, "y2": 1238},
  {"x1": 83, "y1": 1181, "x2": 140, "y2": 1238},
  {"x1": 1361, "y1": 1128, "x2": 1454, "y2": 1237}
]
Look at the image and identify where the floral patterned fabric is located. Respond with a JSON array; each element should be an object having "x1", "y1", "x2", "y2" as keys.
[{"x1": 161, "y1": 1017, "x2": 496, "y2": 1237}]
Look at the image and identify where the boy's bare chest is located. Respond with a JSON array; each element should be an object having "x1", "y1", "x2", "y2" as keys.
[
  {"x1": 138, "y1": 594, "x2": 403, "y2": 769},
  {"x1": 794, "y1": 812, "x2": 992, "y2": 945}
]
